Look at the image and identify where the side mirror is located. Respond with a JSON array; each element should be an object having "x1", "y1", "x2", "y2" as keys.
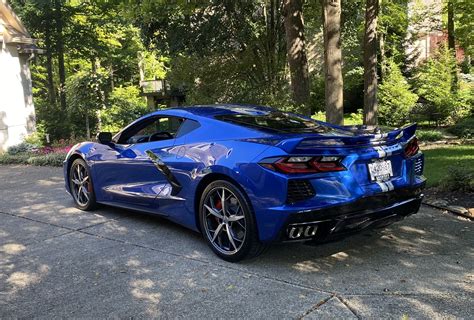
[{"x1": 97, "y1": 132, "x2": 113, "y2": 144}]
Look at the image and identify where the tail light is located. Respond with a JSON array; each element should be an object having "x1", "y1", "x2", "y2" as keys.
[
  {"x1": 260, "y1": 156, "x2": 346, "y2": 174},
  {"x1": 404, "y1": 137, "x2": 419, "y2": 157}
]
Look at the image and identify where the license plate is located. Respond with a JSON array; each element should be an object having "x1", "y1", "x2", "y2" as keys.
[{"x1": 368, "y1": 160, "x2": 393, "y2": 182}]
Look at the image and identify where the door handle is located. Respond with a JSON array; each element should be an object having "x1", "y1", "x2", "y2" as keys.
[{"x1": 146, "y1": 150, "x2": 182, "y2": 196}]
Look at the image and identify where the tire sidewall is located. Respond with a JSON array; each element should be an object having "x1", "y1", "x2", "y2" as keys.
[{"x1": 199, "y1": 180, "x2": 259, "y2": 262}]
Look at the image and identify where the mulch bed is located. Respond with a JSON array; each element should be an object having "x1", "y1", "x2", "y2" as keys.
[{"x1": 424, "y1": 187, "x2": 473, "y2": 219}]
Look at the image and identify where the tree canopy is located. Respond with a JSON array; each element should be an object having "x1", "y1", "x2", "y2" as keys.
[{"x1": 9, "y1": 0, "x2": 473, "y2": 140}]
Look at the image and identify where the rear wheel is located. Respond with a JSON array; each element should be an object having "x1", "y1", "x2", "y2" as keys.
[
  {"x1": 199, "y1": 180, "x2": 266, "y2": 262},
  {"x1": 69, "y1": 158, "x2": 97, "y2": 211}
]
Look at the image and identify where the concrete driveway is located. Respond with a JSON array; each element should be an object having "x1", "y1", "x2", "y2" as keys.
[{"x1": 0, "y1": 165, "x2": 472, "y2": 319}]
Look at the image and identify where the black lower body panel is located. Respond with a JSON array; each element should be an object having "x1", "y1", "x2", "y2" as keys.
[{"x1": 282, "y1": 186, "x2": 424, "y2": 243}]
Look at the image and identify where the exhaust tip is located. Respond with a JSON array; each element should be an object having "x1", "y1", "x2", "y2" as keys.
[{"x1": 287, "y1": 224, "x2": 318, "y2": 240}]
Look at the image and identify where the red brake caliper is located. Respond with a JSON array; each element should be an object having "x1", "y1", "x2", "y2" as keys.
[{"x1": 214, "y1": 199, "x2": 222, "y2": 223}]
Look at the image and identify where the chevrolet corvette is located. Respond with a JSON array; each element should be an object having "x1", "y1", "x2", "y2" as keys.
[{"x1": 64, "y1": 105, "x2": 425, "y2": 261}]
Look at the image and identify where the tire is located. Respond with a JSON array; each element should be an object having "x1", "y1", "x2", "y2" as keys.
[
  {"x1": 199, "y1": 180, "x2": 266, "y2": 262},
  {"x1": 69, "y1": 158, "x2": 97, "y2": 211}
]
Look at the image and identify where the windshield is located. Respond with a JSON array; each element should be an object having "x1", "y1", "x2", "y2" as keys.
[{"x1": 215, "y1": 112, "x2": 336, "y2": 134}]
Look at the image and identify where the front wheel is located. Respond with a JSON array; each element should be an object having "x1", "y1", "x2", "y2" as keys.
[
  {"x1": 69, "y1": 158, "x2": 97, "y2": 211},
  {"x1": 199, "y1": 180, "x2": 266, "y2": 262}
]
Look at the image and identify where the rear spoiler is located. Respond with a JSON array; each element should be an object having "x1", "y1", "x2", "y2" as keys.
[{"x1": 275, "y1": 123, "x2": 417, "y2": 153}]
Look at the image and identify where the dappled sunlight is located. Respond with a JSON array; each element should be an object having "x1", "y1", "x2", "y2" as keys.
[
  {"x1": 330, "y1": 251, "x2": 349, "y2": 261},
  {"x1": 233, "y1": 207, "x2": 473, "y2": 310},
  {"x1": 126, "y1": 258, "x2": 141, "y2": 268},
  {"x1": 1, "y1": 243, "x2": 26, "y2": 255},
  {"x1": 0, "y1": 165, "x2": 472, "y2": 317},
  {"x1": 130, "y1": 278, "x2": 163, "y2": 315},
  {"x1": 184, "y1": 249, "x2": 209, "y2": 261},
  {"x1": 126, "y1": 258, "x2": 167, "y2": 316},
  {"x1": 37, "y1": 179, "x2": 61, "y2": 186},
  {"x1": 344, "y1": 292, "x2": 471, "y2": 318},
  {"x1": 294, "y1": 260, "x2": 322, "y2": 273},
  {"x1": 1, "y1": 242, "x2": 50, "y2": 299},
  {"x1": 0, "y1": 229, "x2": 9, "y2": 239},
  {"x1": 125, "y1": 258, "x2": 153, "y2": 276},
  {"x1": 100, "y1": 220, "x2": 130, "y2": 235},
  {"x1": 399, "y1": 225, "x2": 427, "y2": 234},
  {"x1": 7, "y1": 264, "x2": 49, "y2": 290},
  {"x1": 399, "y1": 260, "x2": 417, "y2": 268}
]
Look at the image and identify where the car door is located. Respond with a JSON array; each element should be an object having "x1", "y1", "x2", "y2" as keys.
[{"x1": 92, "y1": 115, "x2": 184, "y2": 212}]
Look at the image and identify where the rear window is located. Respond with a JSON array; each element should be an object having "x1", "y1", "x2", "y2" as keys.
[{"x1": 215, "y1": 112, "x2": 334, "y2": 134}]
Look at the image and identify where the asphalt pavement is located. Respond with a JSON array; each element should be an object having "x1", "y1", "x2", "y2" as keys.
[{"x1": 0, "y1": 165, "x2": 472, "y2": 319}]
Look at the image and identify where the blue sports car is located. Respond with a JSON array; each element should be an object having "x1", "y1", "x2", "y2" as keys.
[{"x1": 64, "y1": 105, "x2": 425, "y2": 261}]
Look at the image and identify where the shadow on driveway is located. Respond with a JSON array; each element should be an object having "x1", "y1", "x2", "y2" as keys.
[{"x1": 0, "y1": 165, "x2": 472, "y2": 318}]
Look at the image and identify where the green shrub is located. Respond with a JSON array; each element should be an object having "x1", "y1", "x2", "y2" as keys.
[
  {"x1": 309, "y1": 75, "x2": 326, "y2": 113},
  {"x1": 414, "y1": 45, "x2": 473, "y2": 124},
  {"x1": 312, "y1": 111, "x2": 325, "y2": 122},
  {"x1": 27, "y1": 153, "x2": 67, "y2": 167},
  {"x1": 441, "y1": 165, "x2": 474, "y2": 192},
  {"x1": 0, "y1": 153, "x2": 31, "y2": 165},
  {"x1": 23, "y1": 129, "x2": 46, "y2": 147},
  {"x1": 345, "y1": 109, "x2": 363, "y2": 125},
  {"x1": 378, "y1": 59, "x2": 418, "y2": 126},
  {"x1": 417, "y1": 130, "x2": 444, "y2": 142},
  {"x1": 0, "y1": 153, "x2": 66, "y2": 167},
  {"x1": 7, "y1": 142, "x2": 37, "y2": 155},
  {"x1": 100, "y1": 85, "x2": 149, "y2": 133},
  {"x1": 312, "y1": 110, "x2": 363, "y2": 125},
  {"x1": 448, "y1": 117, "x2": 474, "y2": 139}
]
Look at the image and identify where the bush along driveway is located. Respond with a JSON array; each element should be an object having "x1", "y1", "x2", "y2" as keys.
[{"x1": 0, "y1": 144, "x2": 69, "y2": 166}]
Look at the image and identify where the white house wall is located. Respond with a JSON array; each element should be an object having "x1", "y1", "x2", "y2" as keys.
[{"x1": 0, "y1": 41, "x2": 36, "y2": 151}]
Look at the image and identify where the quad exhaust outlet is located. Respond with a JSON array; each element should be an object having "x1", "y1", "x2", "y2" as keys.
[{"x1": 287, "y1": 224, "x2": 318, "y2": 239}]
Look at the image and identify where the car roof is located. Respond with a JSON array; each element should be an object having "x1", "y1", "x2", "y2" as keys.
[{"x1": 162, "y1": 104, "x2": 277, "y2": 118}]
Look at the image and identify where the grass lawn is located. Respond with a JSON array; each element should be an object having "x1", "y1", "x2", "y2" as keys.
[{"x1": 421, "y1": 144, "x2": 474, "y2": 187}]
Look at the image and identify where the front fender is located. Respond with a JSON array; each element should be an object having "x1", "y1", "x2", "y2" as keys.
[{"x1": 63, "y1": 142, "x2": 98, "y2": 194}]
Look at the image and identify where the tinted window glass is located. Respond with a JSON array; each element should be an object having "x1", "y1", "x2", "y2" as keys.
[
  {"x1": 118, "y1": 116, "x2": 184, "y2": 144},
  {"x1": 215, "y1": 112, "x2": 334, "y2": 134},
  {"x1": 175, "y1": 119, "x2": 200, "y2": 138}
]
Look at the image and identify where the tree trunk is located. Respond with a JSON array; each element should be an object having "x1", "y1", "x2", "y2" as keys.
[
  {"x1": 447, "y1": 0, "x2": 457, "y2": 90},
  {"x1": 283, "y1": 0, "x2": 311, "y2": 115},
  {"x1": 54, "y1": 0, "x2": 67, "y2": 111},
  {"x1": 44, "y1": 18, "x2": 56, "y2": 106},
  {"x1": 447, "y1": 0, "x2": 455, "y2": 52},
  {"x1": 379, "y1": 28, "x2": 386, "y2": 81},
  {"x1": 321, "y1": 0, "x2": 344, "y2": 125},
  {"x1": 363, "y1": 0, "x2": 378, "y2": 126},
  {"x1": 85, "y1": 110, "x2": 90, "y2": 139}
]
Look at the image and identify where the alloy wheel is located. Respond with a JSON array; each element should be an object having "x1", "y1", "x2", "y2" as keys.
[
  {"x1": 71, "y1": 162, "x2": 91, "y2": 206},
  {"x1": 203, "y1": 187, "x2": 247, "y2": 255}
]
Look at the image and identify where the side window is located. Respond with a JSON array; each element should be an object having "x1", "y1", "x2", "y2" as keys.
[
  {"x1": 119, "y1": 116, "x2": 185, "y2": 144},
  {"x1": 175, "y1": 119, "x2": 201, "y2": 138}
]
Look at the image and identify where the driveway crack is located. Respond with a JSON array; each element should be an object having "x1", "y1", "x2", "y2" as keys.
[
  {"x1": 297, "y1": 295, "x2": 335, "y2": 319},
  {"x1": 0, "y1": 210, "x2": 74, "y2": 231},
  {"x1": 336, "y1": 295, "x2": 362, "y2": 319}
]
